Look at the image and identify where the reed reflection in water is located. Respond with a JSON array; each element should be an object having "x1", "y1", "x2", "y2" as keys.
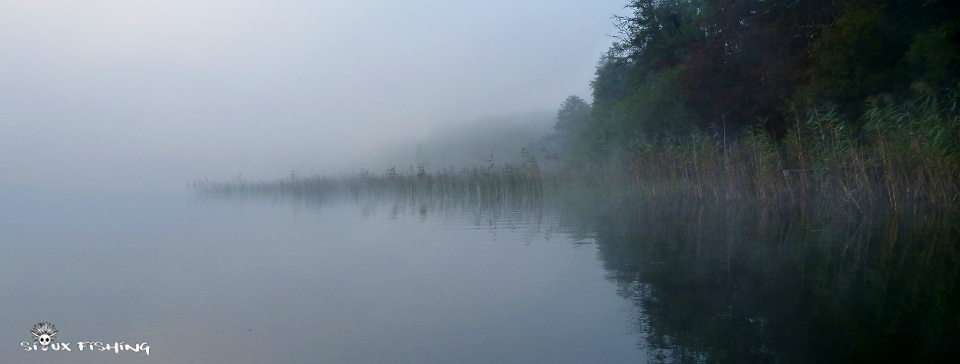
[
  {"x1": 563, "y1": 198, "x2": 960, "y2": 363},
  {"x1": 197, "y1": 174, "x2": 960, "y2": 363}
]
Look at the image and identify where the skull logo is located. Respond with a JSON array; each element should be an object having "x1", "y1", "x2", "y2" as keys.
[{"x1": 30, "y1": 322, "x2": 58, "y2": 351}]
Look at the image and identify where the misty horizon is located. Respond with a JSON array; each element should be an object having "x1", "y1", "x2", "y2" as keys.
[{"x1": 1, "y1": 0, "x2": 626, "y2": 192}]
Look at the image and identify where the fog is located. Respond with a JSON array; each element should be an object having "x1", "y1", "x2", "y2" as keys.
[
  {"x1": 365, "y1": 111, "x2": 555, "y2": 171},
  {"x1": 0, "y1": 0, "x2": 624, "y2": 191}
]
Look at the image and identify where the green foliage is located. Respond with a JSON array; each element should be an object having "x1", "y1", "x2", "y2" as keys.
[
  {"x1": 574, "y1": 0, "x2": 959, "y2": 160},
  {"x1": 553, "y1": 95, "x2": 591, "y2": 154},
  {"x1": 804, "y1": 0, "x2": 960, "y2": 113},
  {"x1": 590, "y1": 50, "x2": 632, "y2": 108},
  {"x1": 805, "y1": 5, "x2": 889, "y2": 106},
  {"x1": 603, "y1": 67, "x2": 695, "y2": 146},
  {"x1": 906, "y1": 20, "x2": 960, "y2": 84},
  {"x1": 863, "y1": 87, "x2": 960, "y2": 158}
]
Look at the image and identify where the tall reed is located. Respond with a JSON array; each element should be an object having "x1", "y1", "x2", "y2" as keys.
[
  {"x1": 193, "y1": 156, "x2": 550, "y2": 211},
  {"x1": 622, "y1": 90, "x2": 960, "y2": 212}
]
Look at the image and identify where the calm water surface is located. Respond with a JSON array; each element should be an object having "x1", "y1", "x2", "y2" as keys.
[
  {"x1": 2, "y1": 189, "x2": 958, "y2": 363},
  {"x1": 0, "y1": 190, "x2": 643, "y2": 363}
]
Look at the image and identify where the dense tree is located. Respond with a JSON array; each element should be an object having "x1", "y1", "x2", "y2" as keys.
[
  {"x1": 804, "y1": 0, "x2": 960, "y2": 115},
  {"x1": 567, "y1": 0, "x2": 960, "y2": 160},
  {"x1": 550, "y1": 95, "x2": 592, "y2": 157},
  {"x1": 554, "y1": 95, "x2": 591, "y2": 136}
]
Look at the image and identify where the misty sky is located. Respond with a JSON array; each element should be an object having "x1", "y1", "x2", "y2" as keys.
[{"x1": 1, "y1": 0, "x2": 625, "y2": 191}]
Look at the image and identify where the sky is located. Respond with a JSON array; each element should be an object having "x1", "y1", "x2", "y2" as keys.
[{"x1": 0, "y1": 0, "x2": 626, "y2": 191}]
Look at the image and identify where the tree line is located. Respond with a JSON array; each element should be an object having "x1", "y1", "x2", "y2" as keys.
[{"x1": 554, "y1": 0, "x2": 960, "y2": 159}]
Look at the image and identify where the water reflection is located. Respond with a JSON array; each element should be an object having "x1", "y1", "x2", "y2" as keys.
[
  {"x1": 196, "y1": 187, "x2": 960, "y2": 363},
  {"x1": 14, "y1": 188, "x2": 635, "y2": 364},
  {"x1": 565, "y1": 199, "x2": 960, "y2": 363},
  {"x1": 197, "y1": 184, "x2": 556, "y2": 242}
]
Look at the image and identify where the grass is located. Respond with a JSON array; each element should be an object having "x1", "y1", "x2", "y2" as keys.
[
  {"x1": 619, "y1": 89, "x2": 960, "y2": 213},
  {"x1": 193, "y1": 153, "x2": 551, "y2": 211}
]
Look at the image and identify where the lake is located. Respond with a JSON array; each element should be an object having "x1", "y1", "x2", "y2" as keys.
[
  {"x1": 0, "y1": 190, "x2": 643, "y2": 363},
  {"x1": 2, "y1": 188, "x2": 957, "y2": 363}
]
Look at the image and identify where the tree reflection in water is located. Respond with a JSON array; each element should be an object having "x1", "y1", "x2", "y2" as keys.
[
  {"x1": 563, "y1": 198, "x2": 960, "y2": 363},
  {"x1": 198, "y1": 180, "x2": 959, "y2": 363}
]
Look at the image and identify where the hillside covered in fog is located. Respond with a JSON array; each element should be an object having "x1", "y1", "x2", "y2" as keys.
[{"x1": 362, "y1": 111, "x2": 557, "y2": 171}]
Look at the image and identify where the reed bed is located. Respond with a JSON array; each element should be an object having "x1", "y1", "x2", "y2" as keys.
[
  {"x1": 193, "y1": 156, "x2": 550, "y2": 212},
  {"x1": 623, "y1": 92, "x2": 960, "y2": 213}
]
